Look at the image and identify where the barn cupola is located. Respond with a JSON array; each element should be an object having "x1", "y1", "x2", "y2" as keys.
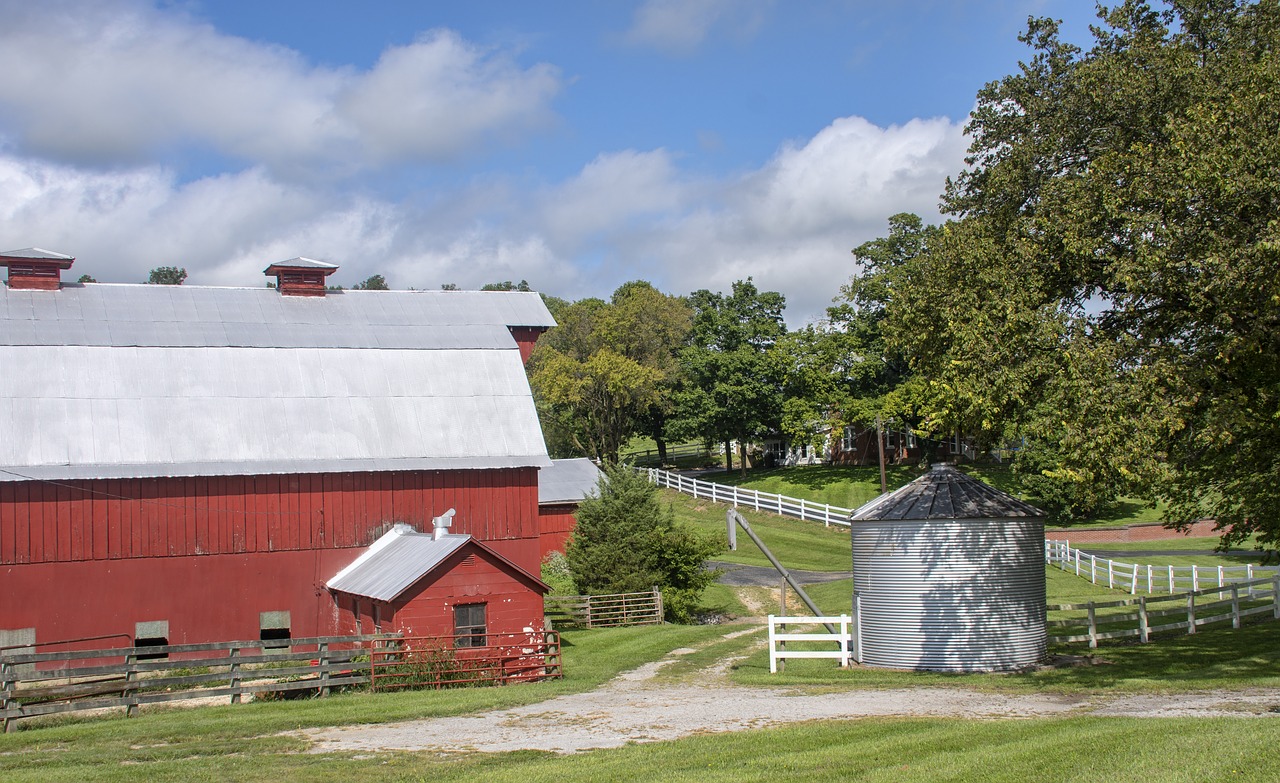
[
  {"x1": 0, "y1": 248, "x2": 75, "y2": 290},
  {"x1": 264, "y1": 257, "x2": 339, "y2": 296}
]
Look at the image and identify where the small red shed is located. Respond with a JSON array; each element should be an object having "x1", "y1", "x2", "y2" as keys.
[{"x1": 326, "y1": 515, "x2": 549, "y2": 641}]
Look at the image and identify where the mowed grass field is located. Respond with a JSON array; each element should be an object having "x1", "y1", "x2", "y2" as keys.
[{"x1": 5, "y1": 479, "x2": 1279, "y2": 782}]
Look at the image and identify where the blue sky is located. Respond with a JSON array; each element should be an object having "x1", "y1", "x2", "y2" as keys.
[{"x1": 0, "y1": 0, "x2": 1101, "y2": 324}]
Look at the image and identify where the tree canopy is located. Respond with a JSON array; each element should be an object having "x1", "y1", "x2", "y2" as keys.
[
  {"x1": 673, "y1": 278, "x2": 787, "y2": 474},
  {"x1": 351, "y1": 274, "x2": 389, "y2": 290},
  {"x1": 146, "y1": 266, "x2": 186, "y2": 285},
  {"x1": 529, "y1": 282, "x2": 692, "y2": 464},
  {"x1": 865, "y1": 1, "x2": 1280, "y2": 545}
]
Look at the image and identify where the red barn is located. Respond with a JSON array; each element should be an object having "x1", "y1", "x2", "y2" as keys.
[{"x1": 0, "y1": 250, "x2": 555, "y2": 654}]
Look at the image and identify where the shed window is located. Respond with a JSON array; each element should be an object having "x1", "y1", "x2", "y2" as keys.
[{"x1": 454, "y1": 604, "x2": 487, "y2": 649}]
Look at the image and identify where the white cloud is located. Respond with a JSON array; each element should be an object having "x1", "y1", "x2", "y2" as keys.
[
  {"x1": 0, "y1": 1, "x2": 562, "y2": 176},
  {"x1": 624, "y1": 0, "x2": 772, "y2": 54},
  {"x1": 338, "y1": 30, "x2": 562, "y2": 164},
  {"x1": 548, "y1": 115, "x2": 969, "y2": 325},
  {"x1": 1, "y1": 110, "x2": 967, "y2": 325},
  {"x1": 538, "y1": 149, "x2": 686, "y2": 246}
]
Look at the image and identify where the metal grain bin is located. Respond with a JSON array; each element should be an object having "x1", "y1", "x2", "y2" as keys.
[{"x1": 849, "y1": 464, "x2": 1046, "y2": 672}]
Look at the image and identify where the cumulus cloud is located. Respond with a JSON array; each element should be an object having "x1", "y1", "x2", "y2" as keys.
[
  {"x1": 0, "y1": 1, "x2": 561, "y2": 177},
  {"x1": 624, "y1": 0, "x2": 772, "y2": 54},
  {"x1": 1, "y1": 102, "x2": 966, "y2": 324},
  {"x1": 545, "y1": 115, "x2": 969, "y2": 324}
]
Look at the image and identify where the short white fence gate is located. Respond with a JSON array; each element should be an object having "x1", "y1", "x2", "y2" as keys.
[{"x1": 767, "y1": 614, "x2": 857, "y2": 673}]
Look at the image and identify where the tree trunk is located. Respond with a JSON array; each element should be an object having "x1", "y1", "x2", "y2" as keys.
[
  {"x1": 724, "y1": 439, "x2": 733, "y2": 472},
  {"x1": 738, "y1": 438, "x2": 748, "y2": 478}
]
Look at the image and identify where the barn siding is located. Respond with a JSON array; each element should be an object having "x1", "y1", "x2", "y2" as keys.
[
  {"x1": 384, "y1": 547, "x2": 545, "y2": 639},
  {"x1": 1, "y1": 549, "x2": 361, "y2": 647},
  {"x1": 0, "y1": 467, "x2": 539, "y2": 570},
  {"x1": 537, "y1": 504, "x2": 579, "y2": 559}
]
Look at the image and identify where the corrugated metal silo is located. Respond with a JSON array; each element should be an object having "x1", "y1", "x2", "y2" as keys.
[{"x1": 849, "y1": 464, "x2": 1046, "y2": 672}]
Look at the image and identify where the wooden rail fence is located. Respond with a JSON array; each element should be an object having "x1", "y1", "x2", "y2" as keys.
[
  {"x1": 645, "y1": 468, "x2": 853, "y2": 528},
  {"x1": 0, "y1": 635, "x2": 382, "y2": 732},
  {"x1": 1047, "y1": 576, "x2": 1280, "y2": 647},
  {"x1": 544, "y1": 589, "x2": 664, "y2": 628}
]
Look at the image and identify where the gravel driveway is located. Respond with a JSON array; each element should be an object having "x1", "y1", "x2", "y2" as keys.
[{"x1": 298, "y1": 628, "x2": 1280, "y2": 756}]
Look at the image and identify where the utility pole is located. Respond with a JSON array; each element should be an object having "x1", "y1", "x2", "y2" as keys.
[{"x1": 875, "y1": 415, "x2": 887, "y2": 494}]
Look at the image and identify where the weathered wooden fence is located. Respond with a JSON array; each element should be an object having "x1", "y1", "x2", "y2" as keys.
[
  {"x1": 544, "y1": 589, "x2": 664, "y2": 628},
  {"x1": 645, "y1": 468, "x2": 853, "y2": 528},
  {"x1": 767, "y1": 614, "x2": 855, "y2": 673},
  {"x1": 0, "y1": 635, "x2": 381, "y2": 732},
  {"x1": 1045, "y1": 539, "x2": 1279, "y2": 595},
  {"x1": 1047, "y1": 576, "x2": 1280, "y2": 647},
  {"x1": 368, "y1": 632, "x2": 562, "y2": 691}
]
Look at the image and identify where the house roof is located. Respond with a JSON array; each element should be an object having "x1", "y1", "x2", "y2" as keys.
[
  {"x1": 326, "y1": 524, "x2": 548, "y2": 602},
  {"x1": 0, "y1": 285, "x2": 555, "y2": 482},
  {"x1": 849, "y1": 464, "x2": 1044, "y2": 521},
  {"x1": 538, "y1": 458, "x2": 602, "y2": 505}
]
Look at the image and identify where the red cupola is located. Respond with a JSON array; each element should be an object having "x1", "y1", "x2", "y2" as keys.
[
  {"x1": 264, "y1": 257, "x2": 339, "y2": 296},
  {"x1": 0, "y1": 248, "x2": 75, "y2": 290}
]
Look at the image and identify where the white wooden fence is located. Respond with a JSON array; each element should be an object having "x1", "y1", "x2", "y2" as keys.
[
  {"x1": 1045, "y1": 539, "x2": 1279, "y2": 595},
  {"x1": 767, "y1": 614, "x2": 856, "y2": 672},
  {"x1": 1047, "y1": 576, "x2": 1279, "y2": 647},
  {"x1": 645, "y1": 468, "x2": 853, "y2": 528}
]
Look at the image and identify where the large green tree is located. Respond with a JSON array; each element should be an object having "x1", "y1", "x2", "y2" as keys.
[
  {"x1": 879, "y1": 1, "x2": 1280, "y2": 546},
  {"x1": 529, "y1": 283, "x2": 691, "y2": 464},
  {"x1": 673, "y1": 278, "x2": 787, "y2": 475}
]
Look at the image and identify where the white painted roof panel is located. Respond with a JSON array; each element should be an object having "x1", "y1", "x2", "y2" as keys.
[{"x1": 0, "y1": 345, "x2": 550, "y2": 481}]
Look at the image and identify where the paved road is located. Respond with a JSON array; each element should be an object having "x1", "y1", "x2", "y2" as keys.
[{"x1": 708, "y1": 560, "x2": 850, "y2": 587}]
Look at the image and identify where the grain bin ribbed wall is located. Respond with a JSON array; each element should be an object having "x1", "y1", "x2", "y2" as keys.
[{"x1": 849, "y1": 465, "x2": 1046, "y2": 672}]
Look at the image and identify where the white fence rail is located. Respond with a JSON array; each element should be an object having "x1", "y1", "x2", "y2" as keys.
[
  {"x1": 1047, "y1": 576, "x2": 1280, "y2": 647},
  {"x1": 1045, "y1": 539, "x2": 1279, "y2": 595},
  {"x1": 767, "y1": 614, "x2": 855, "y2": 673},
  {"x1": 645, "y1": 468, "x2": 853, "y2": 528}
]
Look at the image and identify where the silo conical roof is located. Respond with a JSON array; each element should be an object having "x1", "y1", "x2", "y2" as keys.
[{"x1": 850, "y1": 464, "x2": 1044, "y2": 521}]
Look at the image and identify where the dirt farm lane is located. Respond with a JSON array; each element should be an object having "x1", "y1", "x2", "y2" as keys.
[{"x1": 297, "y1": 628, "x2": 1280, "y2": 756}]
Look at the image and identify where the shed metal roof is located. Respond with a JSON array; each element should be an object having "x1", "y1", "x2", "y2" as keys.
[
  {"x1": 325, "y1": 524, "x2": 548, "y2": 602},
  {"x1": 849, "y1": 464, "x2": 1044, "y2": 521},
  {"x1": 538, "y1": 458, "x2": 602, "y2": 505}
]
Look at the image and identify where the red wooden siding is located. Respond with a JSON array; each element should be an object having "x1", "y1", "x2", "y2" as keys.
[
  {"x1": 0, "y1": 467, "x2": 539, "y2": 570},
  {"x1": 335, "y1": 545, "x2": 545, "y2": 639},
  {"x1": 537, "y1": 504, "x2": 579, "y2": 559},
  {"x1": 1, "y1": 550, "x2": 356, "y2": 648},
  {"x1": 508, "y1": 326, "x2": 547, "y2": 364}
]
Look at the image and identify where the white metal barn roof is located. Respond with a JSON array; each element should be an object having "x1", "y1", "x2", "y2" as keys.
[
  {"x1": 537, "y1": 458, "x2": 602, "y2": 505},
  {"x1": 0, "y1": 284, "x2": 555, "y2": 481}
]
